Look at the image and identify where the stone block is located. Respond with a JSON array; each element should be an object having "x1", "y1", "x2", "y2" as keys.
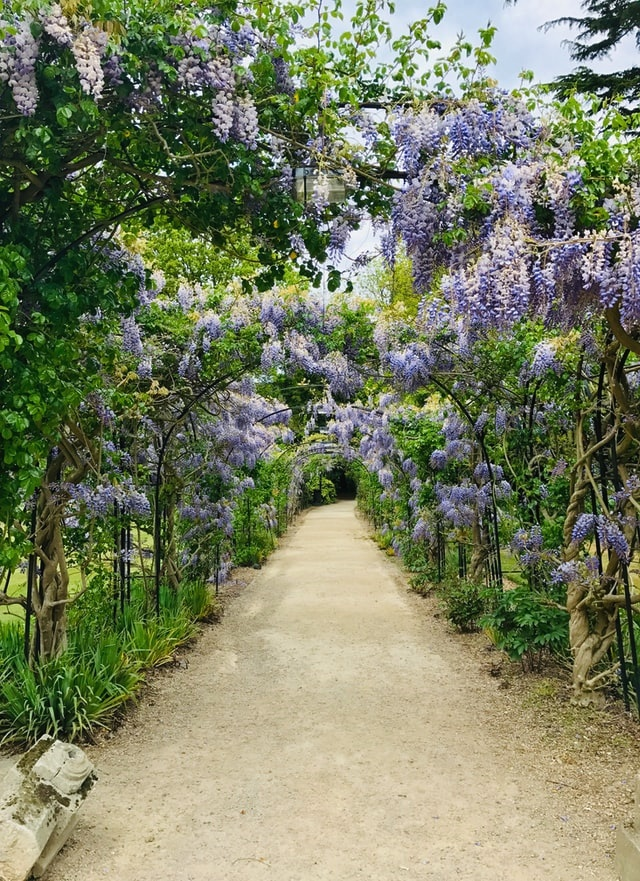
[
  {"x1": 0, "y1": 735, "x2": 96, "y2": 881},
  {"x1": 616, "y1": 772, "x2": 640, "y2": 881}
]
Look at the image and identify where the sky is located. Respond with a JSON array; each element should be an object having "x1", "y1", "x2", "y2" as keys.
[{"x1": 415, "y1": 0, "x2": 638, "y2": 88}]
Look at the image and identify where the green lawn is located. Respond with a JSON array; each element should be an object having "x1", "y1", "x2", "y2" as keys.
[{"x1": 0, "y1": 529, "x2": 155, "y2": 628}]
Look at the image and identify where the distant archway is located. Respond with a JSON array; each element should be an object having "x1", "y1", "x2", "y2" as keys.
[{"x1": 278, "y1": 439, "x2": 367, "y2": 516}]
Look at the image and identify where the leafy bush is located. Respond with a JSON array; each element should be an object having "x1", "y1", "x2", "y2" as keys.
[
  {"x1": 439, "y1": 579, "x2": 486, "y2": 632},
  {"x1": 118, "y1": 592, "x2": 198, "y2": 668},
  {"x1": 66, "y1": 568, "x2": 114, "y2": 636},
  {"x1": 409, "y1": 571, "x2": 435, "y2": 596},
  {"x1": 122, "y1": 618, "x2": 185, "y2": 668},
  {"x1": 233, "y1": 543, "x2": 266, "y2": 567},
  {"x1": 375, "y1": 528, "x2": 393, "y2": 551},
  {"x1": 232, "y1": 475, "x2": 279, "y2": 566},
  {"x1": 396, "y1": 533, "x2": 432, "y2": 573},
  {"x1": 481, "y1": 586, "x2": 569, "y2": 671}
]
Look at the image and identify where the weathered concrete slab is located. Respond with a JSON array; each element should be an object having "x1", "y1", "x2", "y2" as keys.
[
  {"x1": 616, "y1": 772, "x2": 640, "y2": 881},
  {"x1": 0, "y1": 735, "x2": 96, "y2": 881}
]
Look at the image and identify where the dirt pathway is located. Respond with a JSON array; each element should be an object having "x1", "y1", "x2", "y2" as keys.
[{"x1": 45, "y1": 500, "x2": 619, "y2": 881}]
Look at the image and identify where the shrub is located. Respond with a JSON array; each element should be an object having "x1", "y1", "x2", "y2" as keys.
[
  {"x1": 232, "y1": 543, "x2": 265, "y2": 567},
  {"x1": 439, "y1": 579, "x2": 486, "y2": 632},
  {"x1": 375, "y1": 529, "x2": 393, "y2": 551},
  {"x1": 66, "y1": 568, "x2": 114, "y2": 636},
  {"x1": 118, "y1": 600, "x2": 197, "y2": 669},
  {"x1": 480, "y1": 586, "x2": 569, "y2": 671},
  {"x1": 396, "y1": 534, "x2": 432, "y2": 573},
  {"x1": 409, "y1": 571, "x2": 435, "y2": 596},
  {"x1": 0, "y1": 578, "x2": 218, "y2": 746}
]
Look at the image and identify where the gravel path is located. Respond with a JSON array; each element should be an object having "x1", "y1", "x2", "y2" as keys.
[{"x1": 43, "y1": 500, "x2": 619, "y2": 880}]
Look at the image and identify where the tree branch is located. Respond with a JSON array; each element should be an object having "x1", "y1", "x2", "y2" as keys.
[{"x1": 605, "y1": 304, "x2": 640, "y2": 357}]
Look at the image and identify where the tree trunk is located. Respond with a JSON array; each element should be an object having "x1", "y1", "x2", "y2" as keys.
[
  {"x1": 562, "y1": 404, "x2": 628, "y2": 705},
  {"x1": 162, "y1": 497, "x2": 182, "y2": 592},
  {"x1": 28, "y1": 427, "x2": 91, "y2": 663},
  {"x1": 469, "y1": 517, "x2": 488, "y2": 583},
  {"x1": 30, "y1": 467, "x2": 70, "y2": 662},
  {"x1": 565, "y1": 563, "x2": 618, "y2": 707}
]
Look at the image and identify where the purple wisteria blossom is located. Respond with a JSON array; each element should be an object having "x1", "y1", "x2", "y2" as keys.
[
  {"x1": 412, "y1": 517, "x2": 433, "y2": 542},
  {"x1": 319, "y1": 352, "x2": 363, "y2": 397},
  {"x1": 72, "y1": 25, "x2": 107, "y2": 99},
  {"x1": 0, "y1": 16, "x2": 40, "y2": 115},
  {"x1": 510, "y1": 526, "x2": 544, "y2": 567},
  {"x1": 41, "y1": 4, "x2": 73, "y2": 47},
  {"x1": 529, "y1": 341, "x2": 562, "y2": 378},
  {"x1": 66, "y1": 478, "x2": 150, "y2": 518},
  {"x1": 385, "y1": 344, "x2": 432, "y2": 391},
  {"x1": 571, "y1": 513, "x2": 596, "y2": 545},
  {"x1": 596, "y1": 517, "x2": 630, "y2": 562},
  {"x1": 121, "y1": 316, "x2": 144, "y2": 357},
  {"x1": 430, "y1": 449, "x2": 448, "y2": 470}
]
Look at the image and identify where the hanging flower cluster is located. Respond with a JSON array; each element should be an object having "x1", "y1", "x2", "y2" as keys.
[
  {"x1": 389, "y1": 90, "x2": 640, "y2": 337},
  {"x1": 0, "y1": 1, "x2": 266, "y2": 151}
]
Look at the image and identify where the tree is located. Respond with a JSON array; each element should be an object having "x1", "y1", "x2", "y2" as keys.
[
  {"x1": 508, "y1": 0, "x2": 640, "y2": 105},
  {"x1": 0, "y1": 0, "x2": 463, "y2": 662},
  {"x1": 382, "y1": 86, "x2": 640, "y2": 704},
  {"x1": 0, "y1": 0, "x2": 353, "y2": 655},
  {"x1": 0, "y1": 0, "x2": 457, "y2": 562},
  {"x1": 0, "y1": 1, "x2": 294, "y2": 566}
]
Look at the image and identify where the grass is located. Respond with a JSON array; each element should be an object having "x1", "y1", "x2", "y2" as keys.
[
  {"x1": 522, "y1": 676, "x2": 563, "y2": 707},
  {"x1": 0, "y1": 626, "x2": 143, "y2": 745},
  {"x1": 0, "y1": 528, "x2": 157, "y2": 626},
  {"x1": 0, "y1": 576, "x2": 221, "y2": 747}
]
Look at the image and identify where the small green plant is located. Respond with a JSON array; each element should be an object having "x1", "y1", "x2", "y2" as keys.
[
  {"x1": 0, "y1": 624, "x2": 24, "y2": 665},
  {"x1": 0, "y1": 576, "x2": 222, "y2": 746},
  {"x1": 118, "y1": 599, "x2": 197, "y2": 669},
  {"x1": 480, "y1": 586, "x2": 569, "y2": 671},
  {"x1": 409, "y1": 572, "x2": 434, "y2": 596},
  {"x1": 396, "y1": 534, "x2": 432, "y2": 572},
  {"x1": 439, "y1": 578, "x2": 486, "y2": 632},
  {"x1": 179, "y1": 581, "x2": 222, "y2": 623},
  {"x1": 122, "y1": 618, "x2": 182, "y2": 668},
  {"x1": 375, "y1": 528, "x2": 393, "y2": 551},
  {"x1": 0, "y1": 634, "x2": 142, "y2": 746},
  {"x1": 233, "y1": 543, "x2": 265, "y2": 567},
  {"x1": 66, "y1": 568, "x2": 114, "y2": 636}
]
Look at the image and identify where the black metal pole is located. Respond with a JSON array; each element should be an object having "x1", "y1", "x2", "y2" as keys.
[
  {"x1": 608, "y1": 418, "x2": 640, "y2": 715},
  {"x1": 120, "y1": 520, "x2": 127, "y2": 613},
  {"x1": 112, "y1": 500, "x2": 120, "y2": 623},
  {"x1": 24, "y1": 502, "x2": 37, "y2": 662},
  {"x1": 589, "y1": 482, "x2": 630, "y2": 710},
  {"x1": 620, "y1": 562, "x2": 640, "y2": 712},
  {"x1": 125, "y1": 519, "x2": 132, "y2": 604},
  {"x1": 153, "y1": 478, "x2": 162, "y2": 616},
  {"x1": 458, "y1": 542, "x2": 467, "y2": 580}
]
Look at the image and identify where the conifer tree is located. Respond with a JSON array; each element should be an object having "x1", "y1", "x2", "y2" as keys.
[{"x1": 509, "y1": 0, "x2": 640, "y2": 105}]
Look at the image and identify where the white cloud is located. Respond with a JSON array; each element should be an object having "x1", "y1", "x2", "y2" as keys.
[{"x1": 397, "y1": 0, "x2": 638, "y2": 88}]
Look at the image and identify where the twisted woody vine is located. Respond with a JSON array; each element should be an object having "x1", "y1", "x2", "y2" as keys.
[{"x1": 1, "y1": 0, "x2": 640, "y2": 742}]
